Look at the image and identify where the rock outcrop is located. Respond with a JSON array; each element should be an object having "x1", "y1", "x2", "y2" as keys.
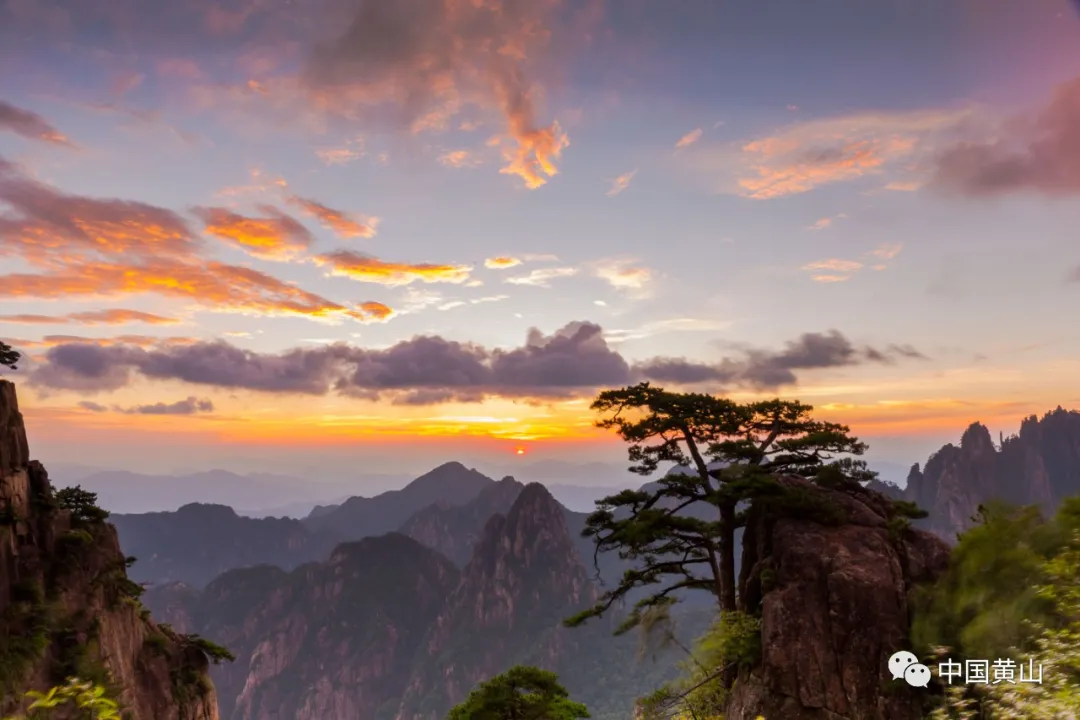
[
  {"x1": 398, "y1": 475, "x2": 524, "y2": 567},
  {"x1": 729, "y1": 475, "x2": 951, "y2": 720},
  {"x1": 906, "y1": 408, "x2": 1080, "y2": 540},
  {"x1": 0, "y1": 380, "x2": 219, "y2": 719},
  {"x1": 395, "y1": 483, "x2": 595, "y2": 718}
]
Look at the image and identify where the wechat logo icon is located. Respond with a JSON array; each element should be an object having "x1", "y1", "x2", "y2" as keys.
[{"x1": 889, "y1": 650, "x2": 931, "y2": 687}]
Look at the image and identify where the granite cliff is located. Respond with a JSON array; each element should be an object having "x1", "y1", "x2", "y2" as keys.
[
  {"x1": 906, "y1": 408, "x2": 1080, "y2": 540},
  {"x1": 0, "y1": 380, "x2": 220, "y2": 718},
  {"x1": 729, "y1": 475, "x2": 951, "y2": 719}
]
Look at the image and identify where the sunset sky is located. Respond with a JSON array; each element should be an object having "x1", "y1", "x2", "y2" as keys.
[{"x1": 1, "y1": 0, "x2": 1079, "y2": 481}]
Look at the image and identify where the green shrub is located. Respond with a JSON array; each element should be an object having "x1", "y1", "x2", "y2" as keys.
[
  {"x1": 54, "y1": 487, "x2": 109, "y2": 525},
  {"x1": 182, "y1": 635, "x2": 235, "y2": 664}
]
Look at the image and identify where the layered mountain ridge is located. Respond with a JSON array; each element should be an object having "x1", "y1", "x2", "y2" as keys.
[{"x1": 146, "y1": 482, "x2": 694, "y2": 720}]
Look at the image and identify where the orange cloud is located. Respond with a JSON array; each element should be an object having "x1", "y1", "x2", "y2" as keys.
[
  {"x1": 484, "y1": 257, "x2": 522, "y2": 269},
  {"x1": 301, "y1": 0, "x2": 575, "y2": 189},
  {"x1": 0, "y1": 259, "x2": 383, "y2": 324},
  {"x1": 357, "y1": 301, "x2": 395, "y2": 322},
  {"x1": 0, "y1": 101, "x2": 74, "y2": 147},
  {"x1": 606, "y1": 170, "x2": 636, "y2": 197},
  {"x1": 313, "y1": 251, "x2": 472, "y2": 286},
  {"x1": 730, "y1": 108, "x2": 972, "y2": 199},
  {"x1": 808, "y1": 217, "x2": 832, "y2": 231},
  {"x1": 11, "y1": 335, "x2": 198, "y2": 349},
  {"x1": 0, "y1": 309, "x2": 179, "y2": 326},
  {"x1": 495, "y1": 121, "x2": 569, "y2": 189},
  {"x1": 194, "y1": 205, "x2": 313, "y2": 260},
  {"x1": 286, "y1": 196, "x2": 378, "y2": 239},
  {"x1": 675, "y1": 128, "x2": 703, "y2": 150},
  {"x1": 438, "y1": 149, "x2": 483, "y2": 168},
  {"x1": 0, "y1": 160, "x2": 198, "y2": 266}
]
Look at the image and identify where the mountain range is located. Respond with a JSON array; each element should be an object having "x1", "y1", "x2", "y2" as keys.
[{"x1": 141, "y1": 483, "x2": 708, "y2": 720}]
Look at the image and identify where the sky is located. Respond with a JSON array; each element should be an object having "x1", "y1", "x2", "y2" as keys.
[{"x1": 1, "y1": 0, "x2": 1079, "y2": 481}]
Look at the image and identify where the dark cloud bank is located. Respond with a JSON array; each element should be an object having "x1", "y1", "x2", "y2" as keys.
[{"x1": 30, "y1": 322, "x2": 925, "y2": 405}]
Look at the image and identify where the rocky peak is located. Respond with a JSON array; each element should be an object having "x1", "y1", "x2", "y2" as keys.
[
  {"x1": 730, "y1": 476, "x2": 951, "y2": 719},
  {"x1": 959, "y1": 421, "x2": 995, "y2": 455},
  {"x1": 393, "y1": 482, "x2": 595, "y2": 718},
  {"x1": 0, "y1": 380, "x2": 219, "y2": 719},
  {"x1": 906, "y1": 407, "x2": 1080, "y2": 541}
]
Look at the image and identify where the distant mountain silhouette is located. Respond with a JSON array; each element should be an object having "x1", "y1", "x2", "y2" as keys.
[
  {"x1": 906, "y1": 407, "x2": 1080, "y2": 540},
  {"x1": 302, "y1": 461, "x2": 495, "y2": 538},
  {"x1": 53, "y1": 467, "x2": 404, "y2": 515},
  {"x1": 112, "y1": 503, "x2": 340, "y2": 588}
]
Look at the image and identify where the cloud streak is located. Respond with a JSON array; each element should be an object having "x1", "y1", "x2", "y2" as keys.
[
  {"x1": 727, "y1": 108, "x2": 971, "y2": 199},
  {"x1": 0, "y1": 309, "x2": 179, "y2": 326},
  {"x1": 28, "y1": 323, "x2": 926, "y2": 402},
  {"x1": 194, "y1": 205, "x2": 313, "y2": 261},
  {"x1": 606, "y1": 170, "x2": 636, "y2": 197},
  {"x1": 287, "y1": 196, "x2": 378, "y2": 239},
  {"x1": 675, "y1": 128, "x2": 702, "y2": 150},
  {"x1": 313, "y1": 250, "x2": 472, "y2": 286},
  {"x1": 0, "y1": 101, "x2": 74, "y2": 146}
]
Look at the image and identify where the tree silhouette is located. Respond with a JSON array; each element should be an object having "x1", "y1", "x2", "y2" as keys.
[
  {"x1": 0, "y1": 341, "x2": 19, "y2": 371},
  {"x1": 566, "y1": 383, "x2": 875, "y2": 652}
]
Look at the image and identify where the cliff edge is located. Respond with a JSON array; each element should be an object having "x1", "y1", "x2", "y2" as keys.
[
  {"x1": 729, "y1": 475, "x2": 951, "y2": 720},
  {"x1": 0, "y1": 380, "x2": 220, "y2": 718}
]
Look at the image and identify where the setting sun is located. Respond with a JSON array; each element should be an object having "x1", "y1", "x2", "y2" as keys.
[{"x1": 515, "y1": 447, "x2": 526, "y2": 455}]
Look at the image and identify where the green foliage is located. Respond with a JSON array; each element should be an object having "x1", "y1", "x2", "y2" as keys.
[
  {"x1": 57, "y1": 529, "x2": 94, "y2": 553},
  {"x1": 566, "y1": 383, "x2": 872, "y2": 639},
  {"x1": 886, "y1": 515, "x2": 910, "y2": 543},
  {"x1": 0, "y1": 341, "x2": 19, "y2": 372},
  {"x1": 447, "y1": 665, "x2": 590, "y2": 720},
  {"x1": 0, "y1": 582, "x2": 50, "y2": 694},
  {"x1": 54, "y1": 487, "x2": 109, "y2": 525},
  {"x1": 170, "y1": 663, "x2": 210, "y2": 710},
  {"x1": 2, "y1": 677, "x2": 121, "y2": 720},
  {"x1": 911, "y1": 501, "x2": 1074, "y2": 661},
  {"x1": 182, "y1": 634, "x2": 236, "y2": 664},
  {"x1": 637, "y1": 611, "x2": 760, "y2": 720},
  {"x1": 928, "y1": 526, "x2": 1080, "y2": 719},
  {"x1": 890, "y1": 499, "x2": 929, "y2": 520},
  {"x1": 143, "y1": 632, "x2": 170, "y2": 657}
]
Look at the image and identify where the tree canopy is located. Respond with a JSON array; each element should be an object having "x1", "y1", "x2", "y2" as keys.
[
  {"x1": 447, "y1": 665, "x2": 590, "y2": 720},
  {"x1": 0, "y1": 341, "x2": 18, "y2": 372},
  {"x1": 565, "y1": 383, "x2": 876, "y2": 659}
]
